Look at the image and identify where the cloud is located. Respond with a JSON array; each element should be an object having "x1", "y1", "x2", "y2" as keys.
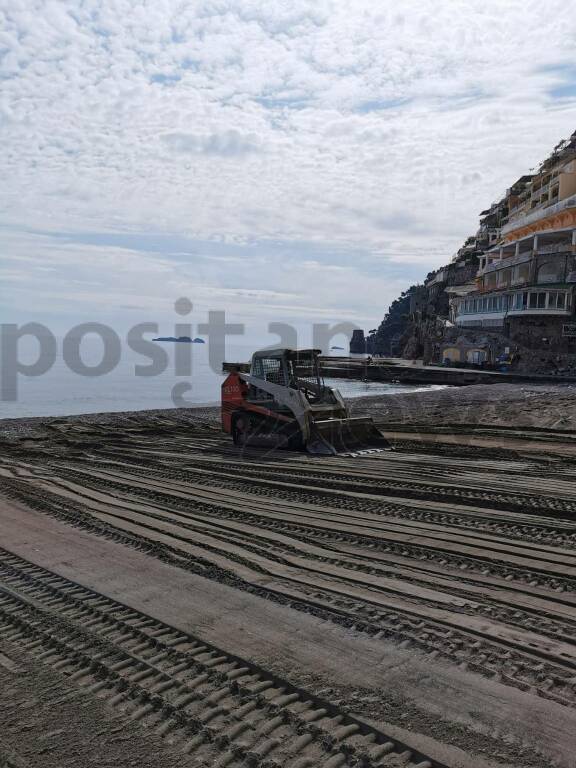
[
  {"x1": 0, "y1": 227, "x2": 407, "y2": 336},
  {"x1": 162, "y1": 130, "x2": 260, "y2": 156},
  {"x1": 542, "y1": 66, "x2": 576, "y2": 101},
  {"x1": 1, "y1": 0, "x2": 576, "y2": 334},
  {"x1": 150, "y1": 73, "x2": 181, "y2": 85}
]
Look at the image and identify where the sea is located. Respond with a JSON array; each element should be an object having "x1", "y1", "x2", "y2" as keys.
[{"x1": 0, "y1": 339, "x2": 443, "y2": 420}]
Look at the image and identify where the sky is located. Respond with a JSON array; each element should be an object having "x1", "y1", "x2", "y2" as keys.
[{"x1": 2, "y1": 0, "x2": 576, "y2": 346}]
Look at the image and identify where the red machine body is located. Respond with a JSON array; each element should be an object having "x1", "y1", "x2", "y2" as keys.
[{"x1": 221, "y1": 371, "x2": 248, "y2": 434}]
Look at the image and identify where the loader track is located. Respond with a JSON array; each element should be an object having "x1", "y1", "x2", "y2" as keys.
[
  {"x1": 2, "y1": 474, "x2": 576, "y2": 710},
  {"x1": 0, "y1": 547, "x2": 443, "y2": 768},
  {"x1": 4, "y1": 467, "x2": 576, "y2": 598},
  {"x1": 89, "y1": 460, "x2": 576, "y2": 549},
  {"x1": 170, "y1": 459, "x2": 576, "y2": 517},
  {"x1": 1, "y1": 416, "x2": 576, "y2": 751}
]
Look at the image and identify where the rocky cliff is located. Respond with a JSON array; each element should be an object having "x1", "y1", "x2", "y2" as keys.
[{"x1": 365, "y1": 253, "x2": 479, "y2": 360}]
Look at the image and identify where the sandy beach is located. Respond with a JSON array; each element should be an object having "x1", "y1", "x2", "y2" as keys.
[{"x1": 0, "y1": 382, "x2": 575, "y2": 768}]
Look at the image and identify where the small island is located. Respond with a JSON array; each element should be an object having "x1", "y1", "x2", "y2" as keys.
[{"x1": 153, "y1": 336, "x2": 205, "y2": 343}]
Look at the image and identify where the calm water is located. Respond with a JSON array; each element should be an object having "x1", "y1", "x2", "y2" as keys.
[{"x1": 0, "y1": 340, "x2": 442, "y2": 420}]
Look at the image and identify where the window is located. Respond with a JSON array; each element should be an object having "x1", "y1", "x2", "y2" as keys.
[
  {"x1": 528, "y1": 292, "x2": 546, "y2": 309},
  {"x1": 253, "y1": 357, "x2": 287, "y2": 385},
  {"x1": 467, "y1": 349, "x2": 488, "y2": 364},
  {"x1": 512, "y1": 262, "x2": 530, "y2": 285},
  {"x1": 547, "y1": 292, "x2": 566, "y2": 309}
]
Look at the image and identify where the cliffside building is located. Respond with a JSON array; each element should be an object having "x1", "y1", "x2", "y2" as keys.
[
  {"x1": 451, "y1": 132, "x2": 576, "y2": 362},
  {"x1": 363, "y1": 129, "x2": 576, "y2": 371}
]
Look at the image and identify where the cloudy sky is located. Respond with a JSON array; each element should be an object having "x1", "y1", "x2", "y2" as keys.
[{"x1": 2, "y1": 0, "x2": 576, "y2": 344}]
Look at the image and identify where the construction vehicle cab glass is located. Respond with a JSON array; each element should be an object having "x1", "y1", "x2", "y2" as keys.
[{"x1": 251, "y1": 349, "x2": 328, "y2": 401}]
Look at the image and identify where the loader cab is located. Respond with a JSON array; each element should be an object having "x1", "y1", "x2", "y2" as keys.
[{"x1": 249, "y1": 348, "x2": 331, "y2": 404}]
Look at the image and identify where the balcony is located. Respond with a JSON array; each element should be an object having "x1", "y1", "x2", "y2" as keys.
[
  {"x1": 501, "y1": 194, "x2": 576, "y2": 236},
  {"x1": 508, "y1": 305, "x2": 571, "y2": 316},
  {"x1": 479, "y1": 243, "x2": 574, "y2": 279},
  {"x1": 481, "y1": 250, "x2": 533, "y2": 274},
  {"x1": 536, "y1": 243, "x2": 574, "y2": 255},
  {"x1": 531, "y1": 180, "x2": 550, "y2": 198}
]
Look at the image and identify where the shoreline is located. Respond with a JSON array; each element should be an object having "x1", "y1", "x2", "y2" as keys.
[
  {"x1": 3, "y1": 380, "x2": 576, "y2": 437},
  {"x1": 0, "y1": 379, "x2": 448, "y2": 427},
  {"x1": 0, "y1": 382, "x2": 442, "y2": 434}
]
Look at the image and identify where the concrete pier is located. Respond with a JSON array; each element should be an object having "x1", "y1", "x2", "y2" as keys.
[{"x1": 222, "y1": 356, "x2": 576, "y2": 386}]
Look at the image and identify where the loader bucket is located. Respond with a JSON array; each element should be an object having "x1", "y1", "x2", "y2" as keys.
[{"x1": 306, "y1": 416, "x2": 390, "y2": 456}]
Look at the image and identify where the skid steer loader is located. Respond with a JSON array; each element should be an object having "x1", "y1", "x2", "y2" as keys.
[{"x1": 221, "y1": 348, "x2": 390, "y2": 455}]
